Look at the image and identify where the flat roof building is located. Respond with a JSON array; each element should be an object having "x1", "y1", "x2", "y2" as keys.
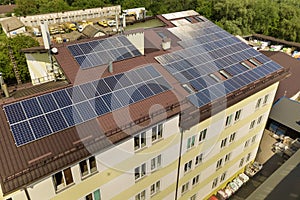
[{"x1": 0, "y1": 10, "x2": 288, "y2": 200}]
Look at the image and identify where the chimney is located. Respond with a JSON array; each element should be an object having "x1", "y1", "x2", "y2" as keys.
[
  {"x1": 162, "y1": 37, "x2": 171, "y2": 50},
  {"x1": 122, "y1": 13, "x2": 126, "y2": 28},
  {"x1": 108, "y1": 61, "x2": 113, "y2": 73}
]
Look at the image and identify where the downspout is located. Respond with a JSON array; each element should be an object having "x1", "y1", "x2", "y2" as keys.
[
  {"x1": 24, "y1": 188, "x2": 31, "y2": 200},
  {"x1": 175, "y1": 127, "x2": 184, "y2": 200}
]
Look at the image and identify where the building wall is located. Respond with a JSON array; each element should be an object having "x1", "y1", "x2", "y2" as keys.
[
  {"x1": 5, "y1": 27, "x2": 26, "y2": 37},
  {"x1": 126, "y1": 32, "x2": 144, "y2": 55},
  {"x1": 1, "y1": 82, "x2": 279, "y2": 200},
  {"x1": 19, "y1": 6, "x2": 121, "y2": 27},
  {"x1": 178, "y1": 82, "x2": 279, "y2": 200}
]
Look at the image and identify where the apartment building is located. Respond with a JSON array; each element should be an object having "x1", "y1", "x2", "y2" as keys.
[{"x1": 0, "y1": 10, "x2": 288, "y2": 200}]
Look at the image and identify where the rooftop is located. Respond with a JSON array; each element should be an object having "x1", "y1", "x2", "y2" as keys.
[
  {"x1": 0, "y1": 11, "x2": 288, "y2": 195},
  {"x1": 269, "y1": 97, "x2": 300, "y2": 133}
]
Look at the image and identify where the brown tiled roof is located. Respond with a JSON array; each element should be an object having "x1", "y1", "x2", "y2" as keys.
[
  {"x1": 261, "y1": 51, "x2": 300, "y2": 101},
  {"x1": 0, "y1": 13, "x2": 290, "y2": 196},
  {"x1": 0, "y1": 5, "x2": 16, "y2": 14}
]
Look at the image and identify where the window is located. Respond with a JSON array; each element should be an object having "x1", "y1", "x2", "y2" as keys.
[
  {"x1": 152, "y1": 124, "x2": 163, "y2": 142},
  {"x1": 187, "y1": 135, "x2": 196, "y2": 149},
  {"x1": 225, "y1": 152, "x2": 231, "y2": 163},
  {"x1": 234, "y1": 109, "x2": 242, "y2": 121},
  {"x1": 53, "y1": 167, "x2": 74, "y2": 191},
  {"x1": 195, "y1": 153, "x2": 203, "y2": 165},
  {"x1": 263, "y1": 94, "x2": 269, "y2": 105},
  {"x1": 135, "y1": 190, "x2": 146, "y2": 200},
  {"x1": 257, "y1": 115, "x2": 263, "y2": 124},
  {"x1": 134, "y1": 132, "x2": 146, "y2": 151},
  {"x1": 192, "y1": 174, "x2": 200, "y2": 186},
  {"x1": 84, "y1": 189, "x2": 101, "y2": 200},
  {"x1": 151, "y1": 155, "x2": 162, "y2": 171},
  {"x1": 190, "y1": 194, "x2": 197, "y2": 200},
  {"x1": 210, "y1": 73, "x2": 221, "y2": 82},
  {"x1": 181, "y1": 182, "x2": 189, "y2": 194},
  {"x1": 249, "y1": 120, "x2": 256, "y2": 129},
  {"x1": 244, "y1": 139, "x2": 250, "y2": 148},
  {"x1": 212, "y1": 177, "x2": 218, "y2": 188},
  {"x1": 225, "y1": 114, "x2": 233, "y2": 127},
  {"x1": 229, "y1": 132, "x2": 236, "y2": 143},
  {"x1": 246, "y1": 152, "x2": 251, "y2": 162},
  {"x1": 79, "y1": 156, "x2": 97, "y2": 178},
  {"x1": 255, "y1": 98, "x2": 262, "y2": 109},
  {"x1": 135, "y1": 163, "x2": 146, "y2": 181},
  {"x1": 184, "y1": 160, "x2": 193, "y2": 173},
  {"x1": 241, "y1": 61, "x2": 252, "y2": 70},
  {"x1": 219, "y1": 69, "x2": 232, "y2": 79},
  {"x1": 220, "y1": 172, "x2": 227, "y2": 182},
  {"x1": 199, "y1": 128, "x2": 207, "y2": 142},
  {"x1": 216, "y1": 158, "x2": 223, "y2": 170},
  {"x1": 150, "y1": 180, "x2": 160, "y2": 196},
  {"x1": 239, "y1": 158, "x2": 244, "y2": 167},
  {"x1": 220, "y1": 138, "x2": 227, "y2": 148},
  {"x1": 252, "y1": 135, "x2": 257, "y2": 143}
]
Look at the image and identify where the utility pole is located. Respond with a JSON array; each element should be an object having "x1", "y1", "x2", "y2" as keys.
[{"x1": 8, "y1": 45, "x2": 22, "y2": 85}]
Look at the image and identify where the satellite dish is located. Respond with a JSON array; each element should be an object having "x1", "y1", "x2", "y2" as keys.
[{"x1": 51, "y1": 47, "x2": 58, "y2": 54}]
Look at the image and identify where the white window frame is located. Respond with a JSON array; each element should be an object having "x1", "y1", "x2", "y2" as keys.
[
  {"x1": 216, "y1": 158, "x2": 223, "y2": 170},
  {"x1": 220, "y1": 138, "x2": 227, "y2": 149},
  {"x1": 190, "y1": 194, "x2": 197, "y2": 200},
  {"x1": 249, "y1": 120, "x2": 256, "y2": 129},
  {"x1": 79, "y1": 156, "x2": 97, "y2": 178},
  {"x1": 199, "y1": 128, "x2": 207, "y2": 142},
  {"x1": 53, "y1": 167, "x2": 74, "y2": 191},
  {"x1": 80, "y1": 188, "x2": 101, "y2": 200},
  {"x1": 225, "y1": 152, "x2": 231, "y2": 163},
  {"x1": 135, "y1": 163, "x2": 146, "y2": 181},
  {"x1": 234, "y1": 109, "x2": 242, "y2": 121},
  {"x1": 150, "y1": 180, "x2": 161, "y2": 196},
  {"x1": 229, "y1": 132, "x2": 236, "y2": 143},
  {"x1": 195, "y1": 153, "x2": 203, "y2": 166},
  {"x1": 134, "y1": 132, "x2": 146, "y2": 151},
  {"x1": 151, "y1": 155, "x2": 162, "y2": 171},
  {"x1": 135, "y1": 190, "x2": 146, "y2": 200},
  {"x1": 187, "y1": 135, "x2": 196, "y2": 150},
  {"x1": 212, "y1": 177, "x2": 219, "y2": 188},
  {"x1": 184, "y1": 160, "x2": 193, "y2": 173},
  {"x1": 252, "y1": 135, "x2": 257, "y2": 143},
  {"x1": 244, "y1": 139, "x2": 250, "y2": 148},
  {"x1": 181, "y1": 182, "x2": 189, "y2": 194},
  {"x1": 220, "y1": 171, "x2": 227, "y2": 182},
  {"x1": 239, "y1": 158, "x2": 244, "y2": 167},
  {"x1": 225, "y1": 114, "x2": 233, "y2": 127},
  {"x1": 257, "y1": 115, "x2": 263, "y2": 125},
  {"x1": 255, "y1": 98, "x2": 262, "y2": 109},
  {"x1": 192, "y1": 174, "x2": 200, "y2": 186},
  {"x1": 263, "y1": 94, "x2": 269, "y2": 105},
  {"x1": 152, "y1": 124, "x2": 163, "y2": 143},
  {"x1": 246, "y1": 152, "x2": 251, "y2": 162}
]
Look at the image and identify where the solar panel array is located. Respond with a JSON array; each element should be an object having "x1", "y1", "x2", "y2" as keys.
[
  {"x1": 67, "y1": 35, "x2": 142, "y2": 69},
  {"x1": 155, "y1": 22, "x2": 283, "y2": 108},
  {"x1": 4, "y1": 65, "x2": 171, "y2": 146}
]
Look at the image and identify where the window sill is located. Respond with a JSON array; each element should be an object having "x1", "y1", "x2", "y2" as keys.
[
  {"x1": 55, "y1": 182, "x2": 75, "y2": 193},
  {"x1": 134, "y1": 146, "x2": 148, "y2": 153},
  {"x1": 81, "y1": 170, "x2": 98, "y2": 180},
  {"x1": 135, "y1": 175, "x2": 147, "y2": 183},
  {"x1": 150, "y1": 191, "x2": 160, "y2": 198},
  {"x1": 152, "y1": 137, "x2": 164, "y2": 145}
]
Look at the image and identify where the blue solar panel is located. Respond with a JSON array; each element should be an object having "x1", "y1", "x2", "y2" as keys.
[
  {"x1": 4, "y1": 65, "x2": 170, "y2": 146},
  {"x1": 46, "y1": 110, "x2": 68, "y2": 132},
  {"x1": 91, "y1": 97, "x2": 111, "y2": 115},
  {"x1": 3, "y1": 103, "x2": 27, "y2": 124},
  {"x1": 52, "y1": 90, "x2": 72, "y2": 108},
  {"x1": 38, "y1": 93, "x2": 58, "y2": 113},
  {"x1": 21, "y1": 98, "x2": 43, "y2": 118},
  {"x1": 11, "y1": 121, "x2": 35, "y2": 146},
  {"x1": 68, "y1": 35, "x2": 141, "y2": 69},
  {"x1": 30, "y1": 116, "x2": 52, "y2": 139},
  {"x1": 61, "y1": 106, "x2": 83, "y2": 126}
]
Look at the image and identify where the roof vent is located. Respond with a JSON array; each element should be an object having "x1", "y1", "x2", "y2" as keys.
[
  {"x1": 162, "y1": 37, "x2": 171, "y2": 50},
  {"x1": 108, "y1": 61, "x2": 113, "y2": 73}
]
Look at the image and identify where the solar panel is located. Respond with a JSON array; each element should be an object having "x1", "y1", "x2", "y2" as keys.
[
  {"x1": 68, "y1": 35, "x2": 142, "y2": 69},
  {"x1": 155, "y1": 21, "x2": 283, "y2": 108},
  {"x1": 4, "y1": 65, "x2": 171, "y2": 146}
]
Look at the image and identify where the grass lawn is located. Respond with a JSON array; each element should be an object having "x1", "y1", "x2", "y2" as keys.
[{"x1": 125, "y1": 19, "x2": 165, "y2": 31}]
